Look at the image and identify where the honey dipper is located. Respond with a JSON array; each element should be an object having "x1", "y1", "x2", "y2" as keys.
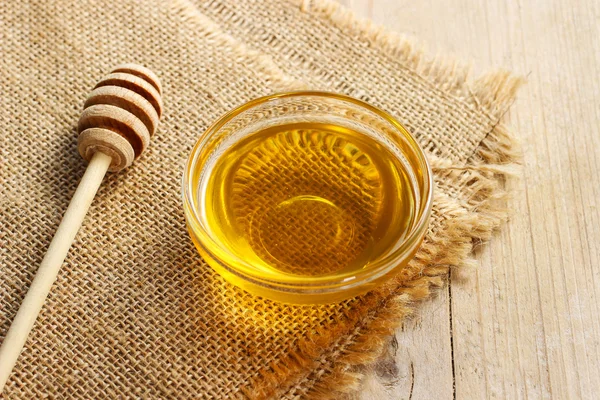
[{"x1": 0, "y1": 64, "x2": 162, "y2": 391}]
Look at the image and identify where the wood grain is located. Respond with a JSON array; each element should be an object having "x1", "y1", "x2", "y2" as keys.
[{"x1": 340, "y1": 0, "x2": 600, "y2": 398}]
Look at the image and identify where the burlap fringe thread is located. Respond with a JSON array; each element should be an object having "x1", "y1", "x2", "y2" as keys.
[{"x1": 242, "y1": 1, "x2": 524, "y2": 398}]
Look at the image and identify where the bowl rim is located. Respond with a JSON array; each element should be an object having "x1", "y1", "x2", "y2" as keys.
[{"x1": 182, "y1": 90, "x2": 433, "y2": 290}]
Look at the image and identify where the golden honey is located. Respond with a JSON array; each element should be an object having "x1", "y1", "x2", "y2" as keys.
[
  {"x1": 183, "y1": 92, "x2": 432, "y2": 304},
  {"x1": 202, "y1": 122, "x2": 415, "y2": 278}
]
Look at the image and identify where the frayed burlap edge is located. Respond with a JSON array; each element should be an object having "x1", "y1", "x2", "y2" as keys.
[
  {"x1": 172, "y1": 0, "x2": 305, "y2": 94},
  {"x1": 242, "y1": 1, "x2": 524, "y2": 399},
  {"x1": 296, "y1": 0, "x2": 520, "y2": 120}
]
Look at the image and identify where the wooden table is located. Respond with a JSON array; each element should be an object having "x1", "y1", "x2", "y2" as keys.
[{"x1": 340, "y1": 0, "x2": 600, "y2": 398}]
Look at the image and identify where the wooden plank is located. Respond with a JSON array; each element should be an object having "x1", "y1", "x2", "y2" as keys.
[
  {"x1": 341, "y1": 0, "x2": 600, "y2": 398},
  {"x1": 358, "y1": 292, "x2": 454, "y2": 399}
]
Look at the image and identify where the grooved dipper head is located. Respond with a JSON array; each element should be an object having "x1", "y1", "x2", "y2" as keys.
[{"x1": 77, "y1": 64, "x2": 162, "y2": 172}]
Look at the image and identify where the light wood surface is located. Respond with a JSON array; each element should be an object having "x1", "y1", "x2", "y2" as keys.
[{"x1": 340, "y1": 0, "x2": 600, "y2": 398}]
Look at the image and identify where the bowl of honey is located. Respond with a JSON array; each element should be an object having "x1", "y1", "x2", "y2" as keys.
[{"x1": 182, "y1": 91, "x2": 433, "y2": 304}]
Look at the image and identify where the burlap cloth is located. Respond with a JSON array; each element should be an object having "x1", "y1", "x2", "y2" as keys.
[{"x1": 0, "y1": 0, "x2": 521, "y2": 398}]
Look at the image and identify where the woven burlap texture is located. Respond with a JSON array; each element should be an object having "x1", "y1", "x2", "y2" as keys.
[{"x1": 0, "y1": 0, "x2": 521, "y2": 398}]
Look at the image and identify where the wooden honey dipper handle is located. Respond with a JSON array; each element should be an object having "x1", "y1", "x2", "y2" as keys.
[
  {"x1": 0, "y1": 64, "x2": 162, "y2": 392},
  {"x1": 0, "y1": 152, "x2": 112, "y2": 389}
]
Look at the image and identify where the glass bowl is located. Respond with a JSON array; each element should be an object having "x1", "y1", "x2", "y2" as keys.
[{"x1": 182, "y1": 91, "x2": 433, "y2": 304}]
